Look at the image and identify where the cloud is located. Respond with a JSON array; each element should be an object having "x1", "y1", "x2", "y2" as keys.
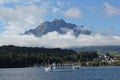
[
  {"x1": 57, "y1": 1, "x2": 69, "y2": 7},
  {"x1": 63, "y1": 7, "x2": 83, "y2": 19},
  {"x1": 51, "y1": 7, "x2": 60, "y2": 13},
  {"x1": 0, "y1": 31, "x2": 120, "y2": 48},
  {"x1": 0, "y1": 5, "x2": 45, "y2": 34},
  {"x1": 104, "y1": 2, "x2": 120, "y2": 16}
]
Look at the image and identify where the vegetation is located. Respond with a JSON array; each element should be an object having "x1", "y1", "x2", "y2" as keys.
[
  {"x1": 0, "y1": 45, "x2": 99, "y2": 68},
  {"x1": 0, "y1": 45, "x2": 75, "y2": 67},
  {"x1": 0, "y1": 45, "x2": 120, "y2": 68}
]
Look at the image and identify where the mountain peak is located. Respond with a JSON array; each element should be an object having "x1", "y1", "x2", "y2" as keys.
[
  {"x1": 24, "y1": 19, "x2": 91, "y2": 37},
  {"x1": 53, "y1": 19, "x2": 65, "y2": 23}
]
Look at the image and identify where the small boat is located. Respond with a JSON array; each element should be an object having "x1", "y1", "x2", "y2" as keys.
[
  {"x1": 72, "y1": 65, "x2": 81, "y2": 69},
  {"x1": 44, "y1": 63, "x2": 80, "y2": 72}
]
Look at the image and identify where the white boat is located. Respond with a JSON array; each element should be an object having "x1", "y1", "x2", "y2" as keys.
[
  {"x1": 44, "y1": 63, "x2": 80, "y2": 72},
  {"x1": 72, "y1": 65, "x2": 81, "y2": 69}
]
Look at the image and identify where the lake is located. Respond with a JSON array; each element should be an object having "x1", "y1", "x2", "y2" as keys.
[{"x1": 0, "y1": 66, "x2": 119, "y2": 80}]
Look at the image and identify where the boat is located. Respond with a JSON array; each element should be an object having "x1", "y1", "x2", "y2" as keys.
[
  {"x1": 72, "y1": 65, "x2": 81, "y2": 69},
  {"x1": 44, "y1": 63, "x2": 80, "y2": 71}
]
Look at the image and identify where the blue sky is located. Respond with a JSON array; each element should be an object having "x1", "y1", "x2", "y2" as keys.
[
  {"x1": 44, "y1": 0, "x2": 120, "y2": 35},
  {"x1": 0, "y1": 0, "x2": 120, "y2": 47},
  {"x1": 0, "y1": 0, "x2": 120, "y2": 35}
]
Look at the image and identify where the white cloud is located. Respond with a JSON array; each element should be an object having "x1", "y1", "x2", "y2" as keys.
[
  {"x1": 0, "y1": 5, "x2": 45, "y2": 34},
  {"x1": 57, "y1": 1, "x2": 69, "y2": 7},
  {"x1": 0, "y1": 31, "x2": 120, "y2": 48},
  {"x1": 63, "y1": 7, "x2": 83, "y2": 19},
  {"x1": 104, "y1": 2, "x2": 120, "y2": 16},
  {"x1": 52, "y1": 7, "x2": 60, "y2": 13}
]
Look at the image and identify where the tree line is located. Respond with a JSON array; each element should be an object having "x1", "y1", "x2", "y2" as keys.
[{"x1": 0, "y1": 45, "x2": 98, "y2": 68}]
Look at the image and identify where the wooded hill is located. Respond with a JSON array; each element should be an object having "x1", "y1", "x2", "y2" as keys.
[
  {"x1": 0, "y1": 45, "x2": 98, "y2": 68},
  {"x1": 0, "y1": 45, "x2": 76, "y2": 55}
]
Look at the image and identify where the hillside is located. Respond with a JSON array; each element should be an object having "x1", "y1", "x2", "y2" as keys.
[
  {"x1": 73, "y1": 46, "x2": 120, "y2": 55},
  {"x1": 0, "y1": 45, "x2": 76, "y2": 55}
]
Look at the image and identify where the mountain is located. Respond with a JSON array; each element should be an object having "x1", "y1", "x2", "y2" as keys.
[
  {"x1": 73, "y1": 46, "x2": 120, "y2": 55},
  {"x1": 24, "y1": 19, "x2": 91, "y2": 37}
]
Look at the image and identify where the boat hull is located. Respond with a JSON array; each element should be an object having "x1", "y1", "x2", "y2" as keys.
[
  {"x1": 44, "y1": 63, "x2": 80, "y2": 72},
  {"x1": 44, "y1": 68, "x2": 74, "y2": 72}
]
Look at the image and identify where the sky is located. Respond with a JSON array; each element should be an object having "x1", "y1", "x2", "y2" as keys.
[{"x1": 0, "y1": 0, "x2": 120, "y2": 48}]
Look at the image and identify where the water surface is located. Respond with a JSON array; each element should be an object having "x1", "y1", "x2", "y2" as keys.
[{"x1": 0, "y1": 66, "x2": 119, "y2": 80}]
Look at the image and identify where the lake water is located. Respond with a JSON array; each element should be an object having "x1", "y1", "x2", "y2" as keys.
[{"x1": 0, "y1": 66, "x2": 120, "y2": 80}]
